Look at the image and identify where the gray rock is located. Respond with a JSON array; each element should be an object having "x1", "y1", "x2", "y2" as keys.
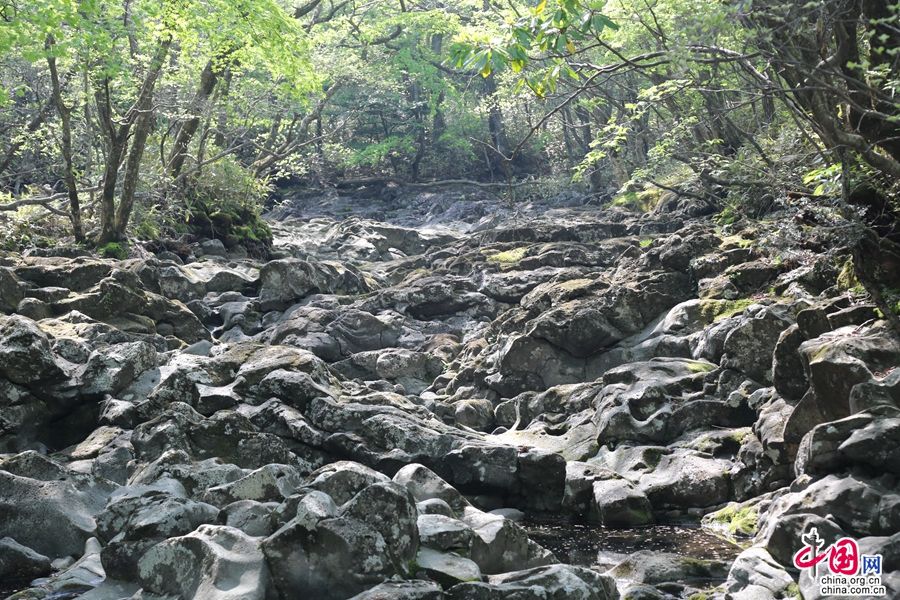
[
  {"x1": 463, "y1": 508, "x2": 557, "y2": 575},
  {"x1": 455, "y1": 399, "x2": 496, "y2": 432},
  {"x1": 414, "y1": 547, "x2": 482, "y2": 586},
  {"x1": 220, "y1": 500, "x2": 277, "y2": 537},
  {"x1": 340, "y1": 481, "x2": 419, "y2": 567},
  {"x1": 262, "y1": 514, "x2": 397, "y2": 600},
  {"x1": 347, "y1": 580, "x2": 443, "y2": 600},
  {"x1": 257, "y1": 368, "x2": 335, "y2": 411},
  {"x1": 516, "y1": 447, "x2": 565, "y2": 511},
  {"x1": 0, "y1": 267, "x2": 26, "y2": 314},
  {"x1": 304, "y1": 461, "x2": 391, "y2": 505},
  {"x1": 17, "y1": 297, "x2": 52, "y2": 320},
  {"x1": 721, "y1": 306, "x2": 793, "y2": 385},
  {"x1": 80, "y1": 341, "x2": 158, "y2": 399},
  {"x1": 198, "y1": 238, "x2": 228, "y2": 256},
  {"x1": 0, "y1": 450, "x2": 71, "y2": 481},
  {"x1": 771, "y1": 324, "x2": 807, "y2": 400},
  {"x1": 590, "y1": 479, "x2": 655, "y2": 527},
  {"x1": 637, "y1": 451, "x2": 733, "y2": 509},
  {"x1": 417, "y1": 498, "x2": 457, "y2": 517},
  {"x1": 563, "y1": 462, "x2": 619, "y2": 515},
  {"x1": 0, "y1": 536, "x2": 52, "y2": 580},
  {"x1": 442, "y1": 443, "x2": 518, "y2": 492},
  {"x1": 0, "y1": 314, "x2": 67, "y2": 385},
  {"x1": 722, "y1": 547, "x2": 796, "y2": 600},
  {"x1": 138, "y1": 524, "x2": 273, "y2": 600},
  {"x1": 92, "y1": 445, "x2": 135, "y2": 485},
  {"x1": 797, "y1": 327, "x2": 900, "y2": 424},
  {"x1": 96, "y1": 492, "x2": 219, "y2": 543},
  {"x1": 203, "y1": 464, "x2": 302, "y2": 507},
  {"x1": 394, "y1": 463, "x2": 470, "y2": 514},
  {"x1": 0, "y1": 468, "x2": 116, "y2": 558},
  {"x1": 259, "y1": 258, "x2": 370, "y2": 312},
  {"x1": 609, "y1": 550, "x2": 730, "y2": 584},
  {"x1": 418, "y1": 513, "x2": 476, "y2": 552},
  {"x1": 759, "y1": 473, "x2": 900, "y2": 542},
  {"x1": 449, "y1": 564, "x2": 617, "y2": 600}
]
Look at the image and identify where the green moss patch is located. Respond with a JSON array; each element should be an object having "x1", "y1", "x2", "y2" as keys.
[
  {"x1": 486, "y1": 246, "x2": 528, "y2": 264},
  {"x1": 99, "y1": 242, "x2": 128, "y2": 260},
  {"x1": 703, "y1": 502, "x2": 758, "y2": 538},
  {"x1": 697, "y1": 298, "x2": 756, "y2": 323}
]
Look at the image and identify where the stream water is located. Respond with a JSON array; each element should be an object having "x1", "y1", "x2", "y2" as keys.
[{"x1": 523, "y1": 516, "x2": 743, "y2": 579}]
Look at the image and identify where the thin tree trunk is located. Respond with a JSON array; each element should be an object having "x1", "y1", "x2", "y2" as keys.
[
  {"x1": 483, "y1": 73, "x2": 509, "y2": 159},
  {"x1": 46, "y1": 35, "x2": 84, "y2": 242},
  {"x1": 0, "y1": 97, "x2": 54, "y2": 176},
  {"x1": 98, "y1": 35, "x2": 172, "y2": 244},
  {"x1": 113, "y1": 36, "x2": 172, "y2": 239},
  {"x1": 214, "y1": 69, "x2": 233, "y2": 148},
  {"x1": 168, "y1": 57, "x2": 227, "y2": 178}
]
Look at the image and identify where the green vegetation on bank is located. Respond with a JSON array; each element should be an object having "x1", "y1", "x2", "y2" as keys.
[{"x1": 0, "y1": 0, "x2": 897, "y2": 318}]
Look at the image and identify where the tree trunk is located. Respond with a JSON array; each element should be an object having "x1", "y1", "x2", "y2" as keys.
[
  {"x1": 97, "y1": 35, "x2": 172, "y2": 244},
  {"x1": 168, "y1": 58, "x2": 222, "y2": 178},
  {"x1": 214, "y1": 69, "x2": 233, "y2": 148},
  {"x1": 0, "y1": 97, "x2": 53, "y2": 176},
  {"x1": 46, "y1": 35, "x2": 84, "y2": 241},
  {"x1": 482, "y1": 73, "x2": 509, "y2": 160}
]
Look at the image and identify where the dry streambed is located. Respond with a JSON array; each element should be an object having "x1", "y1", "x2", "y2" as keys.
[{"x1": 0, "y1": 191, "x2": 898, "y2": 600}]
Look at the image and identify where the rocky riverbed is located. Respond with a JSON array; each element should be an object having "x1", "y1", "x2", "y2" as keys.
[{"x1": 1, "y1": 188, "x2": 898, "y2": 600}]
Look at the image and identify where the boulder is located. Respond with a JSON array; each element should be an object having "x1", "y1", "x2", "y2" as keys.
[
  {"x1": 348, "y1": 580, "x2": 443, "y2": 600},
  {"x1": 590, "y1": 479, "x2": 655, "y2": 527},
  {"x1": 463, "y1": 508, "x2": 557, "y2": 574},
  {"x1": 562, "y1": 462, "x2": 619, "y2": 515},
  {"x1": 15, "y1": 259, "x2": 111, "y2": 292},
  {"x1": 203, "y1": 464, "x2": 302, "y2": 507},
  {"x1": 0, "y1": 536, "x2": 52, "y2": 580},
  {"x1": 441, "y1": 443, "x2": 518, "y2": 492},
  {"x1": 637, "y1": 451, "x2": 733, "y2": 508},
  {"x1": 798, "y1": 327, "x2": 900, "y2": 423},
  {"x1": 0, "y1": 469, "x2": 115, "y2": 558},
  {"x1": 515, "y1": 448, "x2": 566, "y2": 511},
  {"x1": 414, "y1": 547, "x2": 482, "y2": 587},
  {"x1": 722, "y1": 546, "x2": 796, "y2": 600},
  {"x1": 80, "y1": 341, "x2": 158, "y2": 399},
  {"x1": 721, "y1": 306, "x2": 793, "y2": 385},
  {"x1": 340, "y1": 481, "x2": 420, "y2": 567},
  {"x1": 0, "y1": 315, "x2": 67, "y2": 385},
  {"x1": 304, "y1": 461, "x2": 391, "y2": 505},
  {"x1": 393, "y1": 463, "x2": 470, "y2": 514},
  {"x1": 257, "y1": 368, "x2": 335, "y2": 411},
  {"x1": 97, "y1": 493, "x2": 219, "y2": 556},
  {"x1": 757, "y1": 473, "x2": 900, "y2": 567},
  {"x1": 262, "y1": 514, "x2": 397, "y2": 600},
  {"x1": 418, "y1": 514, "x2": 476, "y2": 552},
  {"x1": 455, "y1": 399, "x2": 496, "y2": 432},
  {"x1": 448, "y1": 564, "x2": 617, "y2": 600},
  {"x1": 771, "y1": 324, "x2": 808, "y2": 400},
  {"x1": 0, "y1": 380, "x2": 48, "y2": 453},
  {"x1": 609, "y1": 550, "x2": 730, "y2": 584},
  {"x1": 325, "y1": 309, "x2": 402, "y2": 356},
  {"x1": 259, "y1": 258, "x2": 370, "y2": 312},
  {"x1": 220, "y1": 500, "x2": 278, "y2": 538},
  {"x1": 138, "y1": 525, "x2": 273, "y2": 600},
  {"x1": 0, "y1": 267, "x2": 26, "y2": 314}
]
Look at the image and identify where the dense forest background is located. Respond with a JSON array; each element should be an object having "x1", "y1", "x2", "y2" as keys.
[{"x1": 2, "y1": 0, "x2": 900, "y2": 285}]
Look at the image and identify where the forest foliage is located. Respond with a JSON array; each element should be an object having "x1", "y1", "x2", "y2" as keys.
[{"x1": 1, "y1": 0, "x2": 899, "y2": 277}]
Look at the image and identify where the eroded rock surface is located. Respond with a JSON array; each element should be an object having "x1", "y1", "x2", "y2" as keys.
[{"x1": 2, "y1": 189, "x2": 898, "y2": 600}]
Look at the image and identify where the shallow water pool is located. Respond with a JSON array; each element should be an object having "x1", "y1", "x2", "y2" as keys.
[{"x1": 523, "y1": 517, "x2": 743, "y2": 573}]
